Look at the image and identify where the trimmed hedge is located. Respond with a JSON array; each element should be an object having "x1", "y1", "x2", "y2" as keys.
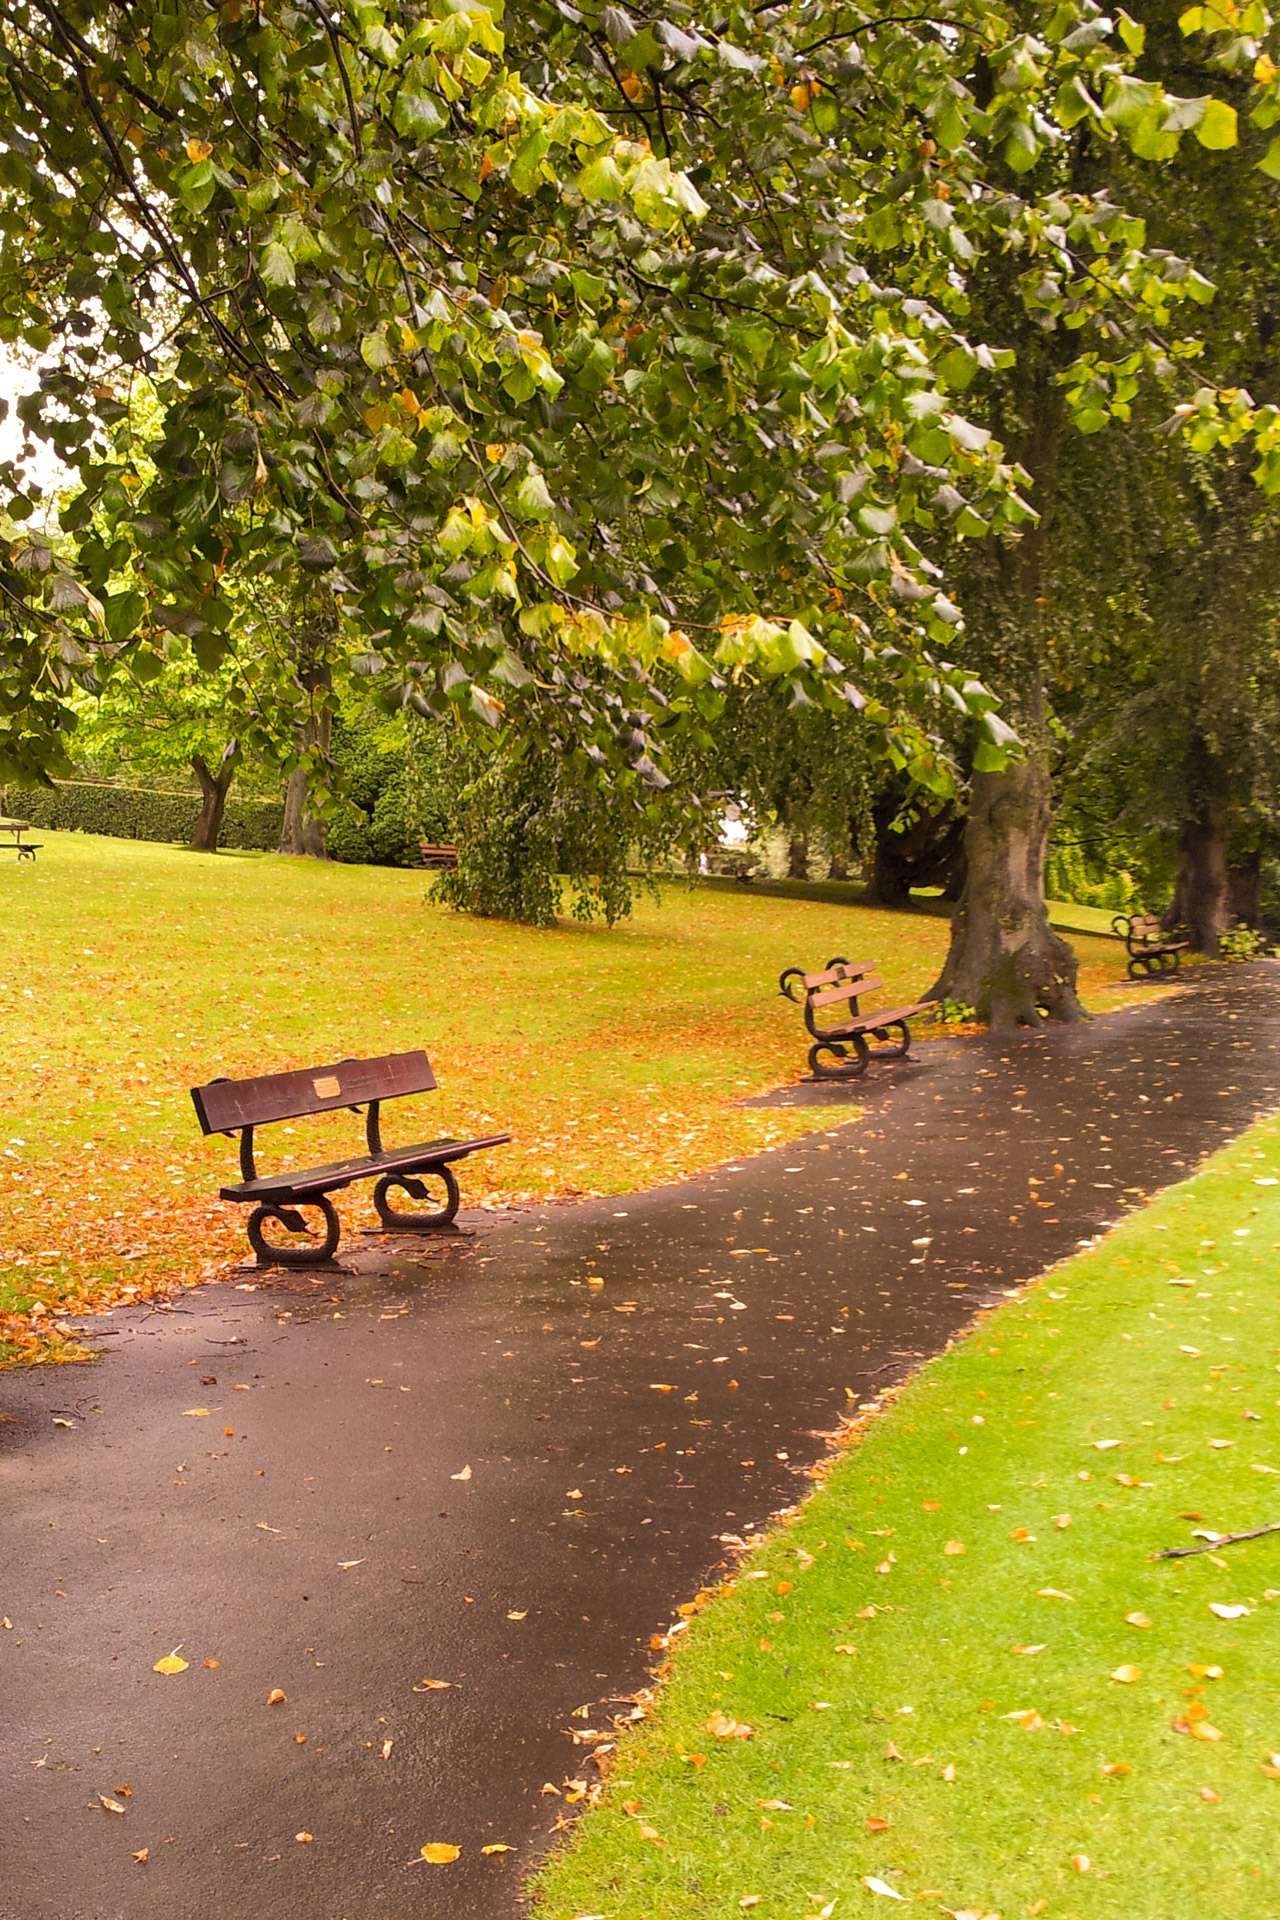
[{"x1": 5, "y1": 780, "x2": 283, "y2": 851}]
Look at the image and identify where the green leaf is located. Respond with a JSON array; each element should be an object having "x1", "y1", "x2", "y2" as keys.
[
  {"x1": 1002, "y1": 119, "x2": 1041, "y2": 174},
  {"x1": 577, "y1": 153, "x2": 626, "y2": 202},
  {"x1": 1258, "y1": 133, "x2": 1280, "y2": 178},
  {"x1": 260, "y1": 242, "x2": 295, "y2": 288},
  {"x1": 177, "y1": 158, "x2": 216, "y2": 213},
  {"x1": 1195, "y1": 98, "x2": 1238, "y2": 148},
  {"x1": 393, "y1": 91, "x2": 447, "y2": 140},
  {"x1": 360, "y1": 331, "x2": 394, "y2": 371},
  {"x1": 1116, "y1": 10, "x2": 1146, "y2": 54}
]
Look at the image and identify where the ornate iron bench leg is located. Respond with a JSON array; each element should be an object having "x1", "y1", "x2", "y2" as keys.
[
  {"x1": 248, "y1": 1197, "x2": 341, "y2": 1266},
  {"x1": 374, "y1": 1166, "x2": 460, "y2": 1231},
  {"x1": 808, "y1": 1035, "x2": 870, "y2": 1080},
  {"x1": 866, "y1": 1020, "x2": 911, "y2": 1060}
]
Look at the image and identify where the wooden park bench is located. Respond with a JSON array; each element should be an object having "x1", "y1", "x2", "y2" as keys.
[
  {"x1": 190, "y1": 1050, "x2": 509, "y2": 1266},
  {"x1": 418, "y1": 842, "x2": 459, "y2": 870},
  {"x1": 0, "y1": 818, "x2": 40, "y2": 862},
  {"x1": 1111, "y1": 912, "x2": 1189, "y2": 980},
  {"x1": 779, "y1": 956, "x2": 932, "y2": 1080}
]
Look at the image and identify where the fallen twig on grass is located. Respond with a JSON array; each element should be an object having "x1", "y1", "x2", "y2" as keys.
[{"x1": 1156, "y1": 1519, "x2": 1280, "y2": 1560}]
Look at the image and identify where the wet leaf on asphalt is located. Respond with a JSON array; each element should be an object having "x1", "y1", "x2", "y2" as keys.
[
  {"x1": 266, "y1": 1688, "x2": 287, "y2": 1705},
  {"x1": 419, "y1": 1842, "x2": 461, "y2": 1863},
  {"x1": 152, "y1": 1650, "x2": 188, "y2": 1675},
  {"x1": 98, "y1": 1794, "x2": 127, "y2": 1814},
  {"x1": 451, "y1": 1465, "x2": 472, "y2": 1481}
]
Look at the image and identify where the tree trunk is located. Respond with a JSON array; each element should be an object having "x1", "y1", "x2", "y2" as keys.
[
  {"x1": 864, "y1": 788, "x2": 967, "y2": 910},
  {"x1": 787, "y1": 830, "x2": 808, "y2": 880},
  {"x1": 1166, "y1": 809, "x2": 1232, "y2": 954},
  {"x1": 277, "y1": 606, "x2": 336, "y2": 859},
  {"x1": 931, "y1": 373, "x2": 1083, "y2": 1027},
  {"x1": 1227, "y1": 851, "x2": 1261, "y2": 929},
  {"x1": 190, "y1": 743, "x2": 239, "y2": 853},
  {"x1": 930, "y1": 737, "x2": 1083, "y2": 1028}
]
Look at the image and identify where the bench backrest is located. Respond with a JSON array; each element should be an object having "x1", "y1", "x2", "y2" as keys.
[
  {"x1": 802, "y1": 959, "x2": 875, "y2": 991},
  {"x1": 191, "y1": 1051, "x2": 437, "y2": 1135},
  {"x1": 810, "y1": 972, "x2": 884, "y2": 1009}
]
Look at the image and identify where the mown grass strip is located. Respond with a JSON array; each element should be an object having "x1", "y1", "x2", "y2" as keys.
[{"x1": 532, "y1": 1120, "x2": 1280, "y2": 1920}]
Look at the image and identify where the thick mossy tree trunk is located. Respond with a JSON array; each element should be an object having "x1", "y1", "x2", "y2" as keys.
[
  {"x1": 1165, "y1": 741, "x2": 1238, "y2": 953},
  {"x1": 190, "y1": 742, "x2": 239, "y2": 853},
  {"x1": 929, "y1": 721, "x2": 1082, "y2": 1026},
  {"x1": 278, "y1": 601, "x2": 336, "y2": 860},
  {"x1": 929, "y1": 379, "x2": 1085, "y2": 1025},
  {"x1": 1167, "y1": 809, "x2": 1231, "y2": 953}
]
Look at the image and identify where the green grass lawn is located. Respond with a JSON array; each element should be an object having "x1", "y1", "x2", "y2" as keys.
[
  {"x1": 532, "y1": 1120, "x2": 1280, "y2": 1920},
  {"x1": 1, "y1": 832, "x2": 1141, "y2": 1362}
]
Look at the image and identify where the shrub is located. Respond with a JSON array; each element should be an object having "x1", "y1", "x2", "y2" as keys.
[{"x1": 5, "y1": 780, "x2": 282, "y2": 850}]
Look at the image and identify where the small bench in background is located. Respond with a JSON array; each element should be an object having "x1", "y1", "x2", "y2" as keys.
[
  {"x1": 780, "y1": 956, "x2": 932, "y2": 1080},
  {"x1": 1112, "y1": 912, "x2": 1189, "y2": 979},
  {"x1": 419, "y1": 842, "x2": 459, "y2": 870},
  {"x1": 191, "y1": 1050, "x2": 508, "y2": 1266},
  {"x1": 0, "y1": 819, "x2": 40, "y2": 862}
]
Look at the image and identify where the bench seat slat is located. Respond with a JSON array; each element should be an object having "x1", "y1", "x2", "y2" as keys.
[
  {"x1": 219, "y1": 1132, "x2": 511, "y2": 1203},
  {"x1": 821, "y1": 999, "x2": 932, "y2": 1038}
]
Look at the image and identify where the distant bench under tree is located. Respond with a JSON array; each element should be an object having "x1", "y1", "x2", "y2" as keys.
[
  {"x1": 191, "y1": 1050, "x2": 508, "y2": 1266},
  {"x1": 418, "y1": 842, "x2": 459, "y2": 870},
  {"x1": 779, "y1": 957, "x2": 932, "y2": 1080},
  {"x1": 1111, "y1": 912, "x2": 1189, "y2": 980}
]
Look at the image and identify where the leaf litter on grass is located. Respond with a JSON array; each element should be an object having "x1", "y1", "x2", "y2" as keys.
[{"x1": 1, "y1": 835, "x2": 1137, "y2": 1362}]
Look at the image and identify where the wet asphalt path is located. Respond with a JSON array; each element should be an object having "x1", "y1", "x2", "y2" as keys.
[{"x1": 3, "y1": 963, "x2": 1280, "y2": 1920}]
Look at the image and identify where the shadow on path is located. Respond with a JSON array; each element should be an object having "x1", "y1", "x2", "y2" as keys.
[{"x1": 3, "y1": 964, "x2": 1279, "y2": 1919}]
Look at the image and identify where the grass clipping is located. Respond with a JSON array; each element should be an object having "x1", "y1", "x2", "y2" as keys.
[{"x1": 531, "y1": 1121, "x2": 1280, "y2": 1920}]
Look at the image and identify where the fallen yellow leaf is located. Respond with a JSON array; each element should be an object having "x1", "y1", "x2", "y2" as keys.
[
  {"x1": 507, "y1": 1610, "x2": 527, "y2": 1622},
  {"x1": 420, "y1": 1842, "x2": 460, "y2": 1864},
  {"x1": 266, "y1": 1688, "x2": 287, "y2": 1705},
  {"x1": 182, "y1": 1408, "x2": 211, "y2": 1418},
  {"x1": 152, "y1": 1651, "x2": 188, "y2": 1675},
  {"x1": 451, "y1": 1465, "x2": 472, "y2": 1481},
  {"x1": 413, "y1": 1678, "x2": 453, "y2": 1691},
  {"x1": 1125, "y1": 1612, "x2": 1152, "y2": 1629},
  {"x1": 1071, "y1": 1853, "x2": 1091, "y2": 1873},
  {"x1": 706, "y1": 1711, "x2": 753, "y2": 1740},
  {"x1": 98, "y1": 1794, "x2": 127, "y2": 1814},
  {"x1": 132, "y1": 1848, "x2": 149, "y2": 1864},
  {"x1": 1101, "y1": 1761, "x2": 1132, "y2": 1776},
  {"x1": 1191, "y1": 1721, "x2": 1224, "y2": 1742},
  {"x1": 480, "y1": 1843, "x2": 513, "y2": 1855},
  {"x1": 943, "y1": 1540, "x2": 966, "y2": 1556},
  {"x1": 1110, "y1": 1665, "x2": 1142, "y2": 1684},
  {"x1": 295, "y1": 1831, "x2": 313, "y2": 1844}
]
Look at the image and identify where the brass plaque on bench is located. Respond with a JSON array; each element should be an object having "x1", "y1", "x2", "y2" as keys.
[{"x1": 312, "y1": 1075, "x2": 341, "y2": 1098}]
